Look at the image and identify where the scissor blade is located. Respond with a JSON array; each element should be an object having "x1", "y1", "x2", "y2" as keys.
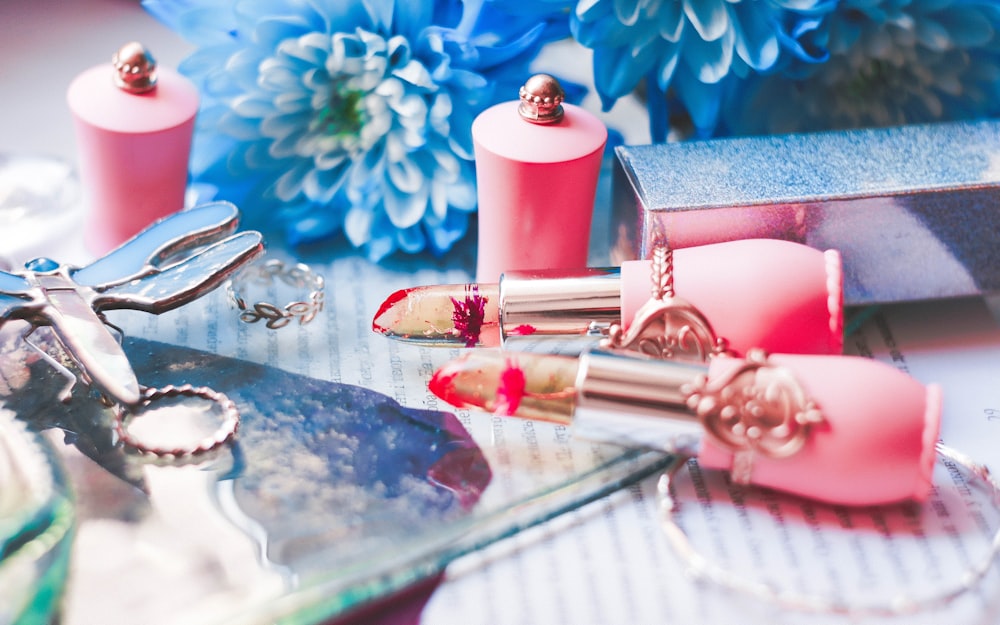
[
  {"x1": 73, "y1": 201, "x2": 242, "y2": 288},
  {"x1": 94, "y1": 231, "x2": 264, "y2": 314},
  {"x1": 44, "y1": 290, "x2": 141, "y2": 407}
]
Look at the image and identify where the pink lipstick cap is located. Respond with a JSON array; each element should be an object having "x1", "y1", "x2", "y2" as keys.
[
  {"x1": 472, "y1": 74, "x2": 607, "y2": 282},
  {"x1": 620, "y1": 239, "x2": 844, "y2": 355},
  {"x1": 697, "y1": 353, "x2": 942, "y2": 506},
  {"x1": 67, "y1": 42, "x2": 199, "y2": 255}
]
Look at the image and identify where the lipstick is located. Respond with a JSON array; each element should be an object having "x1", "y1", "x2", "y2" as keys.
[
  {"x1": 372, "y1": 239, "x2": 843, "y2": 355},
  {"x1": 429, "y1": 349, "x2": 941, "y2": 507}
]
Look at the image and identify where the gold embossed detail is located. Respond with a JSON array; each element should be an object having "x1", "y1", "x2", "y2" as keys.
[
  {"x1": 682, "y1": 349, "x2": 825, "y2": 480},
  {"x1": 602, "y1": 296, "x2": 730, "y2": 361},
  {"x1": 602, "y1": 244, "x2": 731, "y2": 361},
  {"x1": 650, "y1": 243, "x2": 674, "y2": 300}
]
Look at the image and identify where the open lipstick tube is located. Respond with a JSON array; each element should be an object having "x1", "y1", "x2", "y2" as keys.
[
  {"x1": 374, "y1": 238, "x2": 844, "y2": 356},
  {"x1": 430, "y1": 348, "x2": 941, "y2": 507}
]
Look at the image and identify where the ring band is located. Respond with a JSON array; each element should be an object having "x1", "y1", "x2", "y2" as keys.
[
  {"x1": 115, "y1": 384, "x2": 240, "y2": 458},
  {"x1": 228, "y1": 259, "x2": 325, "y2": 329},
  {"x1": 657, "y1": 443, "x2": 1000, "y2": 617}
]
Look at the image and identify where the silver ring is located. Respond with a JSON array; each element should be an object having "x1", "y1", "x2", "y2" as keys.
[
  {"x1": 227, "y1": 258, "x2": 325, "y2": 329},
  {"x1": 115, "y1": 384, "x2": 240, "y2": 458},
  {"x1": 657, "y1": 443, "x2": 1000, "y2": 617}
]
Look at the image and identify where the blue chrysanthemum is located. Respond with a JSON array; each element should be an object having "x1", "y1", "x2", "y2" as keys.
[
  {"x1": 143, "y1": 0, "x2": 561, "y2": 261},
  {"x1": 723, "y1": 0, "x2": 1000, "y2": 134},
  {"x1": 570, "y1": 0, "x2": 834, "y2": 140}
]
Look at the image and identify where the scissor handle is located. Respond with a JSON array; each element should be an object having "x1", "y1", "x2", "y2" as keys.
[
  {"x1": 93, "y1": 231, "x2": 264, "y2": 314},
  {"x1": 72, "y1": 201, "x2": 242, "y2": 288},
  {"x1": 0, "y1": 269, "x2": 30, "y2": 295},
  {"x1": 0, "y1": 270, "x2": 33, "y2": 323}
]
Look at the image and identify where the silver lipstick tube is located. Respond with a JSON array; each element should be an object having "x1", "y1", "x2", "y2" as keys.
[
  {"x1": 571, "y1": 349, "x2": 705, "y2": 454},
  {"x1": 498, "y1": 268, "x2": 622, "y2": 349}
]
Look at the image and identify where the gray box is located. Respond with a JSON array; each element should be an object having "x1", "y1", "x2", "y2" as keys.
[{"x1": 611, "y1": 120, "x2": 1000, "y2": 305}]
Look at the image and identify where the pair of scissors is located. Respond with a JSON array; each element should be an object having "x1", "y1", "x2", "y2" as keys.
[{"x1": 0, "y1": 201, "x2": 263, "y2": 408}]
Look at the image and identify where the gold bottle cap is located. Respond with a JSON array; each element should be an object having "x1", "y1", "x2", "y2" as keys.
[
  {"x1": 112, "y1": 41, "x2": 158, "y2": 94},
  {"x1": 518, "y1": 73, "x2": 565, "y2": 124}
]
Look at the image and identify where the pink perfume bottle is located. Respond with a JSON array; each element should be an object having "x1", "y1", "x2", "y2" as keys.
[
  {"x1": 67, "y1": 42, "x2": 199, "y2": 254},
  {"x1": 472, "y1": 74, "x2": 607, "y2": 282}
]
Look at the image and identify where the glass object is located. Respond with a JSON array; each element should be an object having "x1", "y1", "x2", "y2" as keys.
[
  {"x1": 0, "y1": 404, "x2": 74, "y2": 625},
  {"x1": 1, "y1": 314, "x2": 668, "y2": 625},
  {"x1": 0, "y1": 151, "x2": 666, "y2": 624},
  {"x1": 0, "y1": 153, "x2": 84, "y2": 267}
]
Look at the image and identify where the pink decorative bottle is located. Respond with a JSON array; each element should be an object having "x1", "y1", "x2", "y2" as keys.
[
  {"x1": 67, "y1": 42, "x2": 199, "y2": 254},
  {"x1": 472, "y1": 74, "x2": 607, "y2": 282}
]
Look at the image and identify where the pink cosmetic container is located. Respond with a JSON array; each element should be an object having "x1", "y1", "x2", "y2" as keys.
[
  {"x1": 567, "y1": 350, "x2": 941, "y2": 506},
  {"x1": 695, "y1": 353, "x2": 941, "y2": 505},
  {"x1": 431, "y1": 348, "x2": 942, "y2": 507},
  {"x1": 472, "y1": 74, "x2": 607, "y2": 282},
  {"x1": 486, "y1": 239, "x2": 843, "y2": 355},
  {"x1": 67, "y1": 42, "x2": 198, "y2": 255},
  {"x1": 616, "y1": 239, "x2": 844, "y2": 356}
]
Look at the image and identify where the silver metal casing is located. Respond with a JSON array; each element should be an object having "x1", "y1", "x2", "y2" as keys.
[
  {"x1": 499, "y1": 268, "x2": 622, "y2": 351},
  {"x1": 572, "y1": 350, "x2": 705, "y2": 454}
]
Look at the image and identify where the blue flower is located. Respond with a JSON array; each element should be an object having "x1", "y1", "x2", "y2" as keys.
[
  {"x1": 570, "y1": 0, "x2": 834, "y2": 140},
  {"x1": 142, "y1": 0, "x2": 560, "y2": 261},
  {"x1": 723, "y1": 0, "x2": 1000, "y2": 134}
]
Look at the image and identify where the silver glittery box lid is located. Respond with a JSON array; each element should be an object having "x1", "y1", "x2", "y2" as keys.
[{"x1": 611, "y1": 120, "x2": 1000, "y2": 305}]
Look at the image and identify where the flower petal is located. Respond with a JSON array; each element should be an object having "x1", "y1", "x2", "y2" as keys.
[
  {"x1": 613, "y1": 0, "x2": 646, "y2": 28},
  {"x1": 675, "y1": 65, "x2": 724, "y2": 135},
  {"x1": 274, "y1": 161, "x2": 312, "y2": 200},
  {"x1": 395, "y1": 224, "x2": 427, "y2": 254},
  {"x1": 394, "y1": 59, "x2": 436, "y2": 89},
  {"x1": 219, "y1": 111, "x2": 265, "y2": 140},
  {"x1": 467, "y1": 22, "x2": 550, "y2": 68},
  {"x1": 447, "y1": 163, "x2": 477, "y2": 210},
  {"x1": 730, "y1": 2, "x2": 779, "y2": 71},
  {"x1": 683, "y1": 0, "x2": 729, "y2": 42},
  {"x1": 231, "y1": 95, "x2": 276, "y2": 118},
  {"x1": 429, "y1": 177, "x2": 449, "y2": 220},
  {"x1": 303, "y1": 163, "x2": 349, "y2": 203},
  {"x1": 274, "y1": 90, "x2": 313, "y2": 113},
  {"x1": 936, "y1": 7, "x2": 996, "y2": 48},
  {"x1": 681, "y1": 21, "x2": 734, "y2": 83},
  {"x1": 277, "y1": 32, "x2": 331, "y2": 66},
  {"x1": 254, "y1": 15, "x2": 315, "y2": 50},
  {"x1": 593, "y1": 44, "x2": 656, "y2": 107},
  {"x1": 260, "y1": 111, "x2": 312, "y2": 139},
  {"x1": 383, "y1": 178, "x2": 429, "y2": 228},
  {"x1": 366, "y1": 235, "x2": 396, "y2": 262},
  {"x1": 149, "y1": 0, "x2": 559, "y2": 259},
  {"x1": 657, "y1": 1, "x2": 685, "y2": 42},
  {"x1": 656, "y1": 40, "x2": 682, "y2": 90},
  {"x1": 426, "y1": 209, "x2": 468, "y2": 255},
  {"x1": 345, "y1": 206, "x2": 373, "y2": 247}
]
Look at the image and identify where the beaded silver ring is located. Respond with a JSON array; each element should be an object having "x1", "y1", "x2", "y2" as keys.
[{"x1": 227, "y1": 258, "x2": 325, "y2": 329}]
